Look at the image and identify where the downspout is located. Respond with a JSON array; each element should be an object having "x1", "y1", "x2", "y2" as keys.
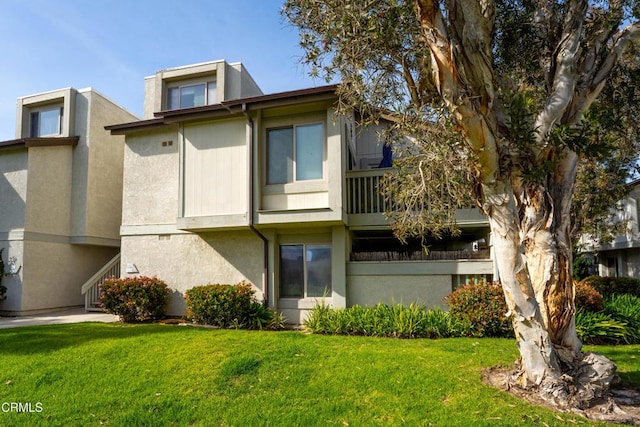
[{"x1": 242, "y1": 103, "x2": 270, "y2": 307}]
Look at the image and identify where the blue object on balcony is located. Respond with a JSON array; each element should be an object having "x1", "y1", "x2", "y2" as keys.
[{"x1": 378, "y1": 144, "x2": 392, "y2": 168}]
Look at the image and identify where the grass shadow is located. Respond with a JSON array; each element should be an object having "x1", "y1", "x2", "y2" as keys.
[{"x1": 0, "y1": 322, "x2": 184, "y2": 355}]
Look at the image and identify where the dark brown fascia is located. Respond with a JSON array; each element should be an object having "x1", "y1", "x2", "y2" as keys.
[
  {"x1": 105, "y1": 118, "x2": 171, "y2": 135},
  {"x1": 0, "y1": 136, "x2": 79, "y2": 151},
  {"x1": 105, "y1": 84, "x2": 339, "y2": 134}
]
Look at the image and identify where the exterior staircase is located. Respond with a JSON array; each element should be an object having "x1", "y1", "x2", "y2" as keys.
[{"x1": 81, "y1": 253, "x2": 121, "y2": 311}]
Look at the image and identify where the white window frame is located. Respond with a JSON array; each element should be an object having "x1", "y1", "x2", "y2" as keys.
[
  {"x1": 29, "y1": 105, "x2": 63, "y2": 137},
  {"x1": 265, "y1": 121, "x2": 325, "y2": 185},
  {"x1": 166, "y1": 79, "x2": 217, "y2": 110},
  {"x1": 279, "y1": 242, "x2": 332, "y2": 300}
]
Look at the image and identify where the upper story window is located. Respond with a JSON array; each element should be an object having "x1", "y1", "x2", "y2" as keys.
[
  {"x1": 30, "y1": 106, "x2": 63, "y2": 137},
  {"x1": 266, "y1": 122, "x2": 324, "y2": 185},
  {"x1": 167, "y1": 81, "x2": 217, "y2": 109}
]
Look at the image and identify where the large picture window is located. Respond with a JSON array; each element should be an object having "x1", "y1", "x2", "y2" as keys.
[
  {"x1": 279, "y1": 244, "x2": 331, "y2": 298},
  {"x1": 167, "y1": 81, "x2": 217, "y2": 109},
  {"x1": 30, "y1": 106, "x2": 63, "y2": 137},
  {"x1": 267, "y1": 123, "x2": 323, "y2": 184}
]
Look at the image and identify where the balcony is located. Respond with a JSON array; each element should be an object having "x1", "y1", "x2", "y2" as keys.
[{"x1": 345, "y1": 169, "x2": 488, "y2": 228}]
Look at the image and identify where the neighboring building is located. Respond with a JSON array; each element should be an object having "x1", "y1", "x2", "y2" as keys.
[
  {"x1": 104, "y1": 59, "x2": 494, "y2": 324},
  {"x1": 585, "y1": 179, "x2": 640, "y2": 278},
  {"x1": 0, "y1": 87, "x2": 137, "y2": 315}
]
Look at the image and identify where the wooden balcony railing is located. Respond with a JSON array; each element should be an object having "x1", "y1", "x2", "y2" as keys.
[{"x1": 346, "y1": 169, "x2": 390, "y2": 214}]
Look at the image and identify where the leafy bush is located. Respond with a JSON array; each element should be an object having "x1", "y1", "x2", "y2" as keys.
[
  {"x1": 575, "y1": 309, "x2": 631, "y2": 344},
  {"x1": 581, "y1": 275, "x2": 640, "y2": 298},
  {"x1": 445, "y1": 281, "x2": 513, "y2": 338},
  {"x1": 574, "y1": 280, "x2": 604, "y2": 312},
  {"x1": 303, "y1": 301, "x2": 460, "y2": 338},
  {"x1": 100, "y1": 276, "x2": 169, "y2": 323},
  {"x1": 603, "y1": 294, "x2": 640, "y2": 343},
  {"x1": 185, "y1": 282, "x2": 283, "y2": 330}
]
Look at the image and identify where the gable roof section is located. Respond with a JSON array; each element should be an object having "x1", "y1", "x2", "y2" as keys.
[{"x1": 106, "y1": 84, "x2": 339, "y2": 135}]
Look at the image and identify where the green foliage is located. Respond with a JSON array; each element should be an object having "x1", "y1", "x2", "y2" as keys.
[
  {"x1": 581, "y1": 275, "x2": 640, "y2": 298},
  {"x1": 303, "y1": 301, "x2": 460, "y2": 339},
  {"x1": 445, "y1": 281, "x2": 514, "y2": 338},
  {"x1": 99, "y1": 276, "x2": 169, "y2": 323},
  {"x1": 185, "y1": 282, "x2": 283, "y2": 330},
  {"x1": 574, "y1": 280, "x2": 604, "y2": 313},
  {"x1": 573, "y1": 253, "x2": 595, "y2": 281},
  {"x1": 604, "y1": 294, "x2": 640, "y2": 343},
  {"x1": 0, "y1": 248, "x2": 5, "y2": 301},
  {"x1": 575, "y1": 294, "x2": 640, "y2": 344},
  {"x1": 575, "y1": 309, "x2": 632, "y2": 345}
]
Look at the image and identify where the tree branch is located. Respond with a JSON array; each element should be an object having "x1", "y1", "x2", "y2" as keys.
[{"x1": 533, "y1": 0, "x2": 587, "y2": 143}]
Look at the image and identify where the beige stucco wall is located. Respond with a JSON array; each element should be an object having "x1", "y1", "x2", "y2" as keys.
[
  {"x1": 18, "y1": 240, "x2": 118, "y2": 313},
  {"x1": 122, "y1": 129, "x2": 180, "y2": 226},
  {"x1": 120, "y1": 231, "x2": 264, "y2": 315},
  {"x1": 347, "y1": 274, "x2": 452, "y2": 309},
  {"x1": 71, "y1": 89, "x2": 137, "y2": 244},
  {"x1": 24, "y1": 146, "x2": 73, "y2": 236},
  {"x1": 0, "y1": 148, "x2": 28, "y2": 233}
]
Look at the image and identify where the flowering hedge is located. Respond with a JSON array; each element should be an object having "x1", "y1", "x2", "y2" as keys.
[
  {"x1": 100, "y1": 276, "x2": 169, "y2": 323},
  {"x1": 445, "y1": 281, "x2": 513, "y2": 338}
]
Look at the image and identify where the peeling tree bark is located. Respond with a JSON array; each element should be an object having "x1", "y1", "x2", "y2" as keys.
[{"x1": 414, "y1": 0, "x2": 634, "y2": 406}]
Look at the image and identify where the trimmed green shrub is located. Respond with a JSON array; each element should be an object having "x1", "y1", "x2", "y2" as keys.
[
  {"x1": 581, "y1": 275, "x2": 640, "y2": 298},
  {"x1": 574, "y1": 280, "x2": 604, "y2": 312},
  {"x1": 303, "y1": 301, "x2": 460, "y2": 339},
  {"x1": 445, "y1": 281, "x2": 513, "y2": 338},
  {"x1": 100, "y1": 276, "x2": 169, "y2": 323},
  {"x1": 185, "y1": 282, "x2": 283, "y2": 329},
  {"x1": 575, "y1": 309, "x2": 631, "y2": 344}
]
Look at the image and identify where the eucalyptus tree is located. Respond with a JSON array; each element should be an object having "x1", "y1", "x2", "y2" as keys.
[{"x1": 284, "y1": 0, "x2": 640, "y2": 408}]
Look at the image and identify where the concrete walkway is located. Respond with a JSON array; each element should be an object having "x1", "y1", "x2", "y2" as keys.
[{"x1": 0, "y1": 307, "x2": 119, "y2": 329}]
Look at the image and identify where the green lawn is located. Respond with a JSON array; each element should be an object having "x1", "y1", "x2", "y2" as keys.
[{"x1": 0, "y1": 323, "x2": 638, "y2": 426}]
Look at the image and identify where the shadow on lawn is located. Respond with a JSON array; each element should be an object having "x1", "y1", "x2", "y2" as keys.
[{"x1": 0, "y1": 323, "x2": 182, "y2": 355}]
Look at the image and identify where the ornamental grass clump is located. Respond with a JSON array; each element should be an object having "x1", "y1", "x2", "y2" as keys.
[
  {"x1": 303, "y1": 301, "x2": 458, "y2": 338},
  {"x1": 100, "y1": 276, "x2": 169, "y2": 323}
]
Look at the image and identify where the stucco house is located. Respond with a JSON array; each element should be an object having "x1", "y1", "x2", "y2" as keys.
[
  {"x1": 102, "y1": 59, "x2": 494, "y2": 323},
  {"x1": 0, "y1": 87, "x2": 137, "y2": 315},
  {"x1": 581, "y1": 179, "x2": 640, "y2": 278}
]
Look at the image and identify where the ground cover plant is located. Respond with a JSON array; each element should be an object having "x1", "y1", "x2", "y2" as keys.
[{"x1": 0, "y1": 323, "x2": 638, "y2": 426}]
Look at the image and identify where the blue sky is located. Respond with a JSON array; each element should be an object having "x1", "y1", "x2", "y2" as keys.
[{"x1": 0, "y1": 0, "x2": 324, "y2": 140}]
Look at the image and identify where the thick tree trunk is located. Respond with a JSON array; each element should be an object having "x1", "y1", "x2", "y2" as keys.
[
  {"x1": 486, "y1": 171, "x2": 618, "y2": 408},
  {"x1": 483, "y1": 181, "x2": 562, "y2": 389}
]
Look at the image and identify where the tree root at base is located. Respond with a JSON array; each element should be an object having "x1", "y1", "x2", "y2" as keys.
[{"x1": 483, "y1": 365, "x2": 640, "y2": 425}]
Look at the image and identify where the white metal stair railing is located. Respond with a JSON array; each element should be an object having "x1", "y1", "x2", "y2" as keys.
[{"x1": 81, "y1": 253, "x2": 121, "y2": 312}]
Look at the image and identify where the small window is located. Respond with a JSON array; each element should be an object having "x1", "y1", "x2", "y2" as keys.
[
  {"x1": 279, "y1": 244, "x2": 331, "y2": 298},
  {"x1": 30, "y1": 106, "x2": 63, "y2": 137},
  {"x1": 267, "y1": 123, "x2": 323, "y2": 185},
  {"x1": 166, "y1": 81, "x2": 217, "y2": 110}
]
